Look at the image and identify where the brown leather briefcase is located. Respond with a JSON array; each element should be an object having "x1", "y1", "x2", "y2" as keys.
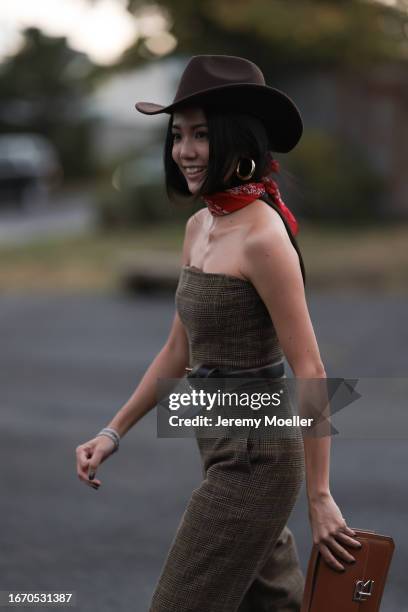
[{"x1": 301, "y1": 530, "x2": 395, "y2": 611}]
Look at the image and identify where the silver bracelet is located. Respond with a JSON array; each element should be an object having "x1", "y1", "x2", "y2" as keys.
[{"x1": 96, "y1": 427, "x2": 120, "y2": 452}]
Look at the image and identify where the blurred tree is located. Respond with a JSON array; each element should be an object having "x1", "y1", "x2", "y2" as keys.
[
  {"x1": 0, "y1": 27, "x2": 98, "y2": 178},
  {"x1": 86, "y1": 0, "x2": 406, "y2": 223},
  {"x1": 284, "y1": 129, "x2": 386, "y2": 225},
  {"x1": 119, "y1": 0, "x2": 408, "y2": 73}
]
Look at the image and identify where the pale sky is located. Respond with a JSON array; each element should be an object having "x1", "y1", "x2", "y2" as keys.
[{"x1": 0, "y1": 0, "x2": 176, "y2": 65}]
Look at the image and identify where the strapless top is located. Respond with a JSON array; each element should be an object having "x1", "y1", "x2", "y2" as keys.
[{"x1": 175, "y1": 265, "x2": 284, "y2": 369}]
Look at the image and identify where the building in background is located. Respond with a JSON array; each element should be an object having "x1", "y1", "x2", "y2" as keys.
[{"x1": 84, "y1": 56, "x2": 182, "y2": 166}]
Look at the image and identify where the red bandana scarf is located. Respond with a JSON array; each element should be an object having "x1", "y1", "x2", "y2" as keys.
[{"x1": 201, "y1": 158, "x2": 299, "y2": 236}]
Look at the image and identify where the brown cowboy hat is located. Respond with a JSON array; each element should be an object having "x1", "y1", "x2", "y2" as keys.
[{"x1": 135, "y1": 54, "x2": 303, "y2": 153}]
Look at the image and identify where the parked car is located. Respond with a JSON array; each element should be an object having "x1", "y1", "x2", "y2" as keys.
[{"x1": 0, "y1": 133, "x2": 62, "y2": 209}]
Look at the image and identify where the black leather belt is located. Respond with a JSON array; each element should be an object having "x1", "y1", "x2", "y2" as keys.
[{"x1": 185, "y1": 361, "x2": 285, "y2": 379}]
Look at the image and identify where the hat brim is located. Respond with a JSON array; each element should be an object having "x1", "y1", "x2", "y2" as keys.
[{"x1": 135, "y1": 83, "x2": 303, "y2": 153}]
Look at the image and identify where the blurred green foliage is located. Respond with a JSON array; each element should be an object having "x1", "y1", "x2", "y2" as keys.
[
  {"x1": 119, "y1": 0, "x2": 396, "y2": 225},
  {"x1": 124, "y1": 0, "x2": 408, "y2": 72},
  {"x1": 0, "y1": 27, "x2": 98, "y2": 179},
  {"x1": 94, "y1": 129, "x2": 385, "y2": 229},
  {"x1": 284, "y1": 130, "x2": 386, "y2": 224},
  {"x1": 1, "y1": 0, "x2": 403, "y2": 213}
]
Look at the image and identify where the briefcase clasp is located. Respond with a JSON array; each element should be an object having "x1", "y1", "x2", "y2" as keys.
[{"x1": 353, "y1": 579, "x2": 375, "y2": 602}]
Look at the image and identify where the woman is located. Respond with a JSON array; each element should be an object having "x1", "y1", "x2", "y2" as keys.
[{"x1": 76, "y1": 55, "x2": 361, "y2": 611}]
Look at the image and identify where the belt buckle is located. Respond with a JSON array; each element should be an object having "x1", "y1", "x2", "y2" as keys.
[{"x1": 185, "y1": 364, "x2": 219, "y2": 378}]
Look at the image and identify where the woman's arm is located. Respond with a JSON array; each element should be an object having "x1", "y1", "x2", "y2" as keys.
[
  {"x1": 106, "y1": 210, "x2": 202, "y2": 437},
  {"x1": 106, "y1": 211, "x2": 206, "y2": 437},
  {"x1": 76, "y1": 213, "x2": 198, "y2": 488},
  {"x1": 106, "y1": 312, "x2": 189, "y2": 437},
  {"x1": 241, "y1": 206, "x2": 361, "y2": 571},
  {"x1": 76, "y1": 312, "x2": 190, "y2": 488}
]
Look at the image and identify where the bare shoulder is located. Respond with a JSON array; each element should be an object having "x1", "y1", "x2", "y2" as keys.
[
  {"x1": 182, "y1": 206, "x2": 207, "y2": 264},
  {"x1": 242, "y1": 200, "x2": 299, "y2": 280},
  {"x1": 245, "y1": 200, "x2": 293, "y2": 254}
]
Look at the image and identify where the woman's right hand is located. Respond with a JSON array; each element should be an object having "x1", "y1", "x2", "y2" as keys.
[
  {"x1": 308, "y1": 491, "x2": 362, "y2": 571},
  {"x1": 75, "y1": 435, "x2": 117, "y2": 490}
]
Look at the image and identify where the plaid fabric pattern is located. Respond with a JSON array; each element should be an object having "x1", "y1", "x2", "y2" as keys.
[
  {"x1": 150, "y1": 268, "x2": 306, "y2": 611},
  {"x1": 150, "y1": 437, "x2": 305, "y2": 612},
  {"x1": 175, "y1": 266, "x2": 284, "y2": 369}
]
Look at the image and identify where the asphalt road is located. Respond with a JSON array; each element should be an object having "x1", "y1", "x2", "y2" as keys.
[{"x1": 1, "y1": 291, "x2": 407, "y2": 611}]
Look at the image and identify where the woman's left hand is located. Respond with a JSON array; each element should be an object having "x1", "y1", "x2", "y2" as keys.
[{"x1": 308, "y1": 491, "x2": 362, "y2": 572}]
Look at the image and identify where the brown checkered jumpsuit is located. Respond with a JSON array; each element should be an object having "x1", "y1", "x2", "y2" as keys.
[{"x1": 149, "y1": 265, "x2": 305, "y2": 612}]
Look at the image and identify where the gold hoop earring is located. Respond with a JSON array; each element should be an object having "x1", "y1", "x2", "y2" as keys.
[{"x1": 235, "y1": 158, "x2": 256, "y2": 181}]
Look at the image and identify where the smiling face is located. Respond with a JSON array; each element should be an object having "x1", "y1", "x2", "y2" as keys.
[{"x1": 171, "y1": 107, "x2": 209, "y2": 195}]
